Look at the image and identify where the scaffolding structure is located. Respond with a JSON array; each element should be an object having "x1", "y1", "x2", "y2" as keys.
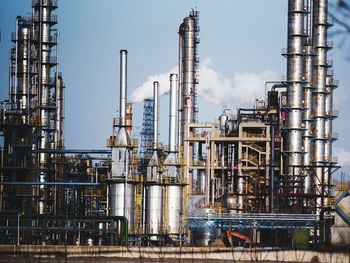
[{"x1": 140, "y1": 98, "x2": 154, "y2": 161}]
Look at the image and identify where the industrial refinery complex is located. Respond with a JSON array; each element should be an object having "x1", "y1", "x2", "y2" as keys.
[{"x1": 0, "y1": 0, "x2": 350, "y2": 260}]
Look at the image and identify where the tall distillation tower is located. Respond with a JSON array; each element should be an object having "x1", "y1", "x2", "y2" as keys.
[
  {"x1": 1, "y1": 0, "x2": 64, "y2": 215},
  {"x1": 178, "y1": 10, "x2": 200, "y2": 200}
]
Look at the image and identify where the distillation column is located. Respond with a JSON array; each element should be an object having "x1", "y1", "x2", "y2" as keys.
[
  {"x1": 32, "y1": 0, "x2": 58, "y2": 214},
  {"x1": 109, "y1": 50, "x2": 135, "y2": 232},
  {"x1": 284, "y1": 0, "x2": 306, "y2": 190},
  {"x1": 145, "y1": 81, "x2": 163, "y2": 241},
  {"x1": 4, "y1": 17, "x2": 33, "y2": 212},
  {"x1": 15, "y1": 18, "x2": 31, "y2": 122},
  {"x1": 178, "y1": 10, "x2": 199, "y2": 146},
  {"x1": 312, "y1": 0, "x2": 332, "y2": 209}
]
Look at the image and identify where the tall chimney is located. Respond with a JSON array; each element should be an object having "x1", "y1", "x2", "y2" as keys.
[
  {"x1": 153, "y1": 81, "x2": 159, "y2": 149},
  {"x1": 120, "y1": 50, "x2": 127, "y2": 126},
  {"x1": 169, "y1": 74, "x2": 177, "y2": 152}
]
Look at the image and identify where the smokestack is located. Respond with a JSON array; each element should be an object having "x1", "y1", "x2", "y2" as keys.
[
  {"x1": 153, "y1": 81, "x2": 159, "y2": 149},
  {"x1": 169, "y1": 74, "x2": 177, "y2": 152},
  {"x1": 120, "y1": 50, "x2": 127, "y2": 126}
]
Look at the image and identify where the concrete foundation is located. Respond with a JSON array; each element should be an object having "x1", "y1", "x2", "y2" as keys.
[{"x1": 0, "y1": 245, "x2": 350, "y2": 262}]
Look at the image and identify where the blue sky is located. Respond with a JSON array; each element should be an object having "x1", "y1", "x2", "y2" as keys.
[{"x1": 1, "y1": 0, "x2": 349, "y2": 177}]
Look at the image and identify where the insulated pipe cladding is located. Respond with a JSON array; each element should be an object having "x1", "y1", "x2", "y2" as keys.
[
  {"x1": 120, "y1": 50, "x2": 127, "y2": 126},
  {"x1": 169, "y1": 74, "x2": 178, "y2": 152}
]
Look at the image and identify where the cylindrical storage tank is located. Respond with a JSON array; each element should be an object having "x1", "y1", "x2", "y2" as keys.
[
  {"x1": 145, "y1": 184, "x2": 163, "y2": 240},
  {"x1": 166, "y1": 185, "x2": 183, "y2": 235},
  {"x1": 225, "y1": 194, "x2": 237, "y2": 210},
  {"x1": 192, "y1": 208, "x2": 217, "y2": 246},
  {"x1": 219, "y1": 113, "x2": 228, "y2": 136},
  {"x1": 109, "y1": 182, "x2": 135, "y2": 231},
  {"x1": 227, "y1": 119, "x2": 239, "y2": 135},
  {"x1": 267, "y1": 91, "x2": 279, "y2": 109},
  {"x1": 197, "y1": 170, "x2": 205, "y2": 193}
]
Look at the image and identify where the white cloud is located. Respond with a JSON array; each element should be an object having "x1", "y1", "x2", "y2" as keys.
[
  {"x1": 130, "y1": 66, "x2": 178, "y2": 102},
  {"x1": 334, "y1": 147, "x2": 350, "y2": 166},
  {"x1": 198, "y1": 58, "x2": 278, "y2": 106},
  {"x1": 130, "y1": 57, "x2": 278, "y2": 107}
]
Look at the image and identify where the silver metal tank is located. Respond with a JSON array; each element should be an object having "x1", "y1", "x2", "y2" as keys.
[
  {"x1": 219, "y1": 113, "x2": 228, "y2": 136},
  {"x1": 225, "y1": 195, "x2": 237, "y2": 210},
  {"x1": 197, "y1": 170, "x2": 206, "y2": 193},
  {"x1": 227, "y1": 119, "x2": 239, "y2": 135},
  {"x1": 192, "y1": 208, "x2": 217, "y2": 246},
  {"x1": 109, "y1": 182, "x2": 135, "y2": 230},
  {"x1": 166, "y1": 185, "x2": 183, "y2": 235},
  {"x1": 145, "y1": 185, "x2": 163, "y2": 240}
]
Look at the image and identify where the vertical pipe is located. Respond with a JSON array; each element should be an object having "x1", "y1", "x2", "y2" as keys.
[
  {"x1": 55, "y1": 76, "x2": 64, "y2": 149},
  {"x1": 14, "y1": 17, "x2": 19, "y2": 109},
  {"x1": 306, "y1": 0, "x2": 313, "y2": 37},
  {"x1": 177, "y1": 27, "x2": 183, "y2": 148},
  {"x1": 9, "y1": 49, "x2": 14, "y2": 105},
  {"x1": 269, "y1": 115, "x2": 276, "y2": 212},
  {"x1": 120, "y1": 50, "x2": 127, "y2": 126},
  {"x1": 285, "y1": 0, "x2": 305, "y2": 181},
  {"x1": 153, "y1": 81, "x2": 159, "y2": 149},
  {"x1": 169, "y1": 74, "x2": 177, "y2": 152},
  {"x1": 205, "y1": 135, "x2": 210, "y2": 205},
  {"x1": 55, "y1": 31, "x2": 61, "y2": 149},
  {"x1": 26, "y1": 33, "x2": 30, "y2": 121}
]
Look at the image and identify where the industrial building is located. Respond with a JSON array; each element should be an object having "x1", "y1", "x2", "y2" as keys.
[{"x1": 0, "y1": 0, "x2": 349, "y2": 250}]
